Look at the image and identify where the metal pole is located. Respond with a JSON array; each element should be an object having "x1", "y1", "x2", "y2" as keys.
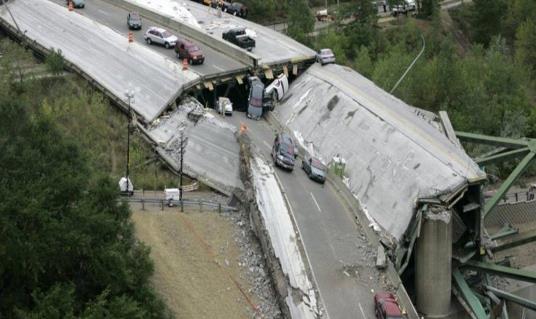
[
  {"x1": 179, "y1": 130, "x2": 184, "y2": 201},
  {"x1": 390, "y1": 34, "x2": 426, "y2": 94},
  {"x1": 126, "y1": 98, "x2": 131, "y2": 194},
  {"x1": 124, "y1": 91, "x2": 134, "y2": 195}
]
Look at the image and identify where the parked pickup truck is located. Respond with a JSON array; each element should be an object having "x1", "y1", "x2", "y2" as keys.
[{"x1": 222, "y1": 27, "x2": 255, "y2": 51}]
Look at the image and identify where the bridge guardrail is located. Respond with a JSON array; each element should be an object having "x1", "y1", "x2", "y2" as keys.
[
  {"x1": 125, "y1": 196, "x2": 238, "y2": 212},
  {"x1": 102, "y1": 0, "x2": 260, "y2": 68}
]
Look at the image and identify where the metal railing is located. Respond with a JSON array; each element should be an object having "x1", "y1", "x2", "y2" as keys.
[
  {"x1": 124, "y1": 196, "x2": 238, "y2": 213},
  {"x1": 487, "y1": 191, "x2": 536, "y2": 205}
]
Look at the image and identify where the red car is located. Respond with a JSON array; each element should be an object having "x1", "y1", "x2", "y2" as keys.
[
  {"x1": 174, "y1": 39, "x2": 205, "y2": 65},
  {"x1": 374, "y1": 292, "x2": 403, "y2": 319}
]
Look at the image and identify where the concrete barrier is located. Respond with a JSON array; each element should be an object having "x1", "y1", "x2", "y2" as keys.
[{"x1": 102, "y1": 0, "x2": 260, "y2": 68}]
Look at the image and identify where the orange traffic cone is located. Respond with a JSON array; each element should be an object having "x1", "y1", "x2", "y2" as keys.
[
  {"x1": 128, "y1": 32, "x2": 134, "y2": 43},
  {"x1": 239, "y1": 122, "x2": 248, "y2": 134},
  {"x1": 182, "y1": 58, "x2": 189, "y2": 70},
  {"x1": 68, "y1": 0, "x2": 74, "y2": 11}
]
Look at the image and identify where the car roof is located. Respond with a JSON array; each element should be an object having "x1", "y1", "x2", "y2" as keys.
[
  {"x1": 148, "y1": 26, "x2": 167, "y2": 33},
  {"x1": 130, "y1": 12, "x2": 140, "y2": 16},
  {"x1": 311, "y1": 158, "x2": 325, "y2": 167},
  {"x1": 179, "y1": 39, "x2": 195, "y2": 46},
  {"x1": 382, "y1": 300, "x2": 402, "y2": 316},
  {"x1": 280, "y1": 133, "x2": 293, "y2": 144},
  {"x1": 375, "y1": 292, "x2": 402, "y2": 316}
]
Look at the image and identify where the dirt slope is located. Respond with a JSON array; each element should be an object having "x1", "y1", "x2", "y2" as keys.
[{"x1": 131, "y1": 208, "x2": 260, "y2": 319}]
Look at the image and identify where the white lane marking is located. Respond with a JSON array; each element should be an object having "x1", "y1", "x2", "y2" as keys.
[
  {"x1": 310, "y1": 192, "x2": 321, "y2": 212},
  {"x1": 359, "y1": 302, "x2": 367, "y2": 319},
  {"x1": 211, "y1": 64, "x2": 225, "y2": 71},
  {"x1": 97, "y1": 9, "x2": 109, "y2": 16},
  {"x1": 273, "y1": 172, "x2": 331, "y2": 319}
]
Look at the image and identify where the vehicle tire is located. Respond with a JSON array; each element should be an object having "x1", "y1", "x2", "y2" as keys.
[
  {"x1": 146, "y1": 38, "x2": 152, "y2": 44},
  {"x1": 165, "y1": 42, "x2": 170, "y2": 49}
]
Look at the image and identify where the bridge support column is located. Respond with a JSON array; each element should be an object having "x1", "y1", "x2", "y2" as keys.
[{"x1": 415, "y1": 208, "x2": 452, "y2": 318}]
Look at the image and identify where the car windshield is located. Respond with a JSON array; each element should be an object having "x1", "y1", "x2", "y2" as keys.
[
  {"x1": 321, "y1": 49, "x2": 333, "y2": 55},
  {"x1": 188, "y1": 45, "x2": 201, "y2": 52},
  {"x1": 280, "y1": 143, "x2": 294, "y2": 156},
  {"x1": 311, "y1": 160, "x2": 325, "y2": 170},
  {"x1": 162, "y1": 31, "x2": 173, "y2": 38}
]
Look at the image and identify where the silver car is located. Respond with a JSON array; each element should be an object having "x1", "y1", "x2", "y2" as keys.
[
  {"x1": 144, "y1": 27, "x2": 178, "y2": 49},
  {"x1": 316, "y1": 48, "x2": 335, "y2": 65},
  {"x1": 302, "y1": 154, "x2": 327, "y2": 184}
]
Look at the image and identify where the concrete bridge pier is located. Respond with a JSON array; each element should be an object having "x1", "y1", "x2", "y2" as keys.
[{"x1": 415, "y1": 208, "x2": 453, "y2": 318}]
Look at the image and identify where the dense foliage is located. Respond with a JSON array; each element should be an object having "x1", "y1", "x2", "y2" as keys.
[{"x1": 0, "y1": 42, "x2": 170, "y2": 318}]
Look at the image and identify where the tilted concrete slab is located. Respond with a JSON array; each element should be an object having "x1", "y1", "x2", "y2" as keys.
[
  {"x1": 0, "y1": 0, "x2": 199, "y2": 123},
  {"x1": 251, "y1": 156, "x2": 318, "y2": 319},
  {"x1": 146, "y1": 98, "x2": 242, "y2": 195},
  {"x1": 124, "y1": 0, "x2": 316, "y2": 66},
  {"x1": 273, "y1": 64, "x2": 486, "y2": 241}
]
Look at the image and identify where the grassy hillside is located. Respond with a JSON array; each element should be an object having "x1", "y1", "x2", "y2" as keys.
[{"x1": 0, "y1": 37, "x2": 186, "y2": 191}]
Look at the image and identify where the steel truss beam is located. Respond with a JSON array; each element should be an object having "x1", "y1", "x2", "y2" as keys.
[
  {"x1": 485, "y1": 285, "x2": 536, "y2": 312},
  {"x1": 456, "y1": 131, "x2": 536, "y2": 218},
  {"x1": 453, "y1": 269, "x2": 489, "y2": 319},
  {"x1": 461, "y1": 260, "x2": 536, "y2": 284},
  {"x1": 493, "y1": 229, "x2": 536, "y2": 252}
]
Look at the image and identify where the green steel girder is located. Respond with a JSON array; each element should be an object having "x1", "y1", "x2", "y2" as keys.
[
  {"x1": 454, "y1": 131, "x2": 536, "y2": 219},
  {"x1": 485, "y1": 285, "x2": 536, "y2": 311},
  {"x1": 483, "y1": 151, "x2": 536, "y2": 218},
  {"x1": 492, "y1": 228, "x2": 536, "y2": 252},
  {"x1": 455, "y1": 132, "x2": 529, "y2": 148},
  {"x1": 475, "y1": 147, "x2": 508, "y2": 162},
  {"x1": 453, "y1": 269, "x2": 489, "y2": 319},
  {"x1": 477, "y1": 148, "x2": 530, "y2": 166},
  {"x1": 490, "y1": 224, "x2": 519, "y2": 241},
  {"x1": 462, "y1": 260, "x2": 536, "y2": 283}
]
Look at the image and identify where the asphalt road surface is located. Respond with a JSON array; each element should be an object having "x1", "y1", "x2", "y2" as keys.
[
  {"x1": 48, "y1": 0, "x2": 247, "y2": 76},
  {"x1": 226, "y1": 112, "x2": 385, "y2": 319}
]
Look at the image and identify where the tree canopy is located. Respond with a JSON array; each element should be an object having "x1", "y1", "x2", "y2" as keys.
[{"x1": 0, "y1": 75, "x2": 168, "y2": 318}]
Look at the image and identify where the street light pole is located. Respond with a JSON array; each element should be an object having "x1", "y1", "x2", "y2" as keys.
[
  {"x1": 178, "y1": 127, "x2": 188, "y2": 201},
  {"x1": 124, "y1": 90, "x2": 135, "y2": 195}
]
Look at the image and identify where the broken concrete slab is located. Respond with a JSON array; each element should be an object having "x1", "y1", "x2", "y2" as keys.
[
  {"x1": 273, "y1": 63, "x2": 486, "y2": 242},
  {"x1": 144, "y1": 97, "x2": 242, "y2": 195}
]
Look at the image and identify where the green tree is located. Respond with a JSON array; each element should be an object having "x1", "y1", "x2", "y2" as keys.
[
  {"x1": 419, "y1": 0, "x2": 439, "y2": 18},
  {"x1": 515, "y1": 19, "x2": 536, "y2": 75},
  {"x1": 0, "y1": 102, "x2": 169, "y2": 318},
  {"x1": 45, "y1": 49, "x2": 65, "y2": 76},
  {"x1": 354, "y1": 46, "x2": 374, "y2": 77},
  {"x1": 502, "y1": 0, "x2": 536, "y2": 44},
  {"x1": 470, "y1": 0, "x2": 507, "y2": 46},
  {"x1": 287, "y1": 0, "x2": 314, "y2": 44}
]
